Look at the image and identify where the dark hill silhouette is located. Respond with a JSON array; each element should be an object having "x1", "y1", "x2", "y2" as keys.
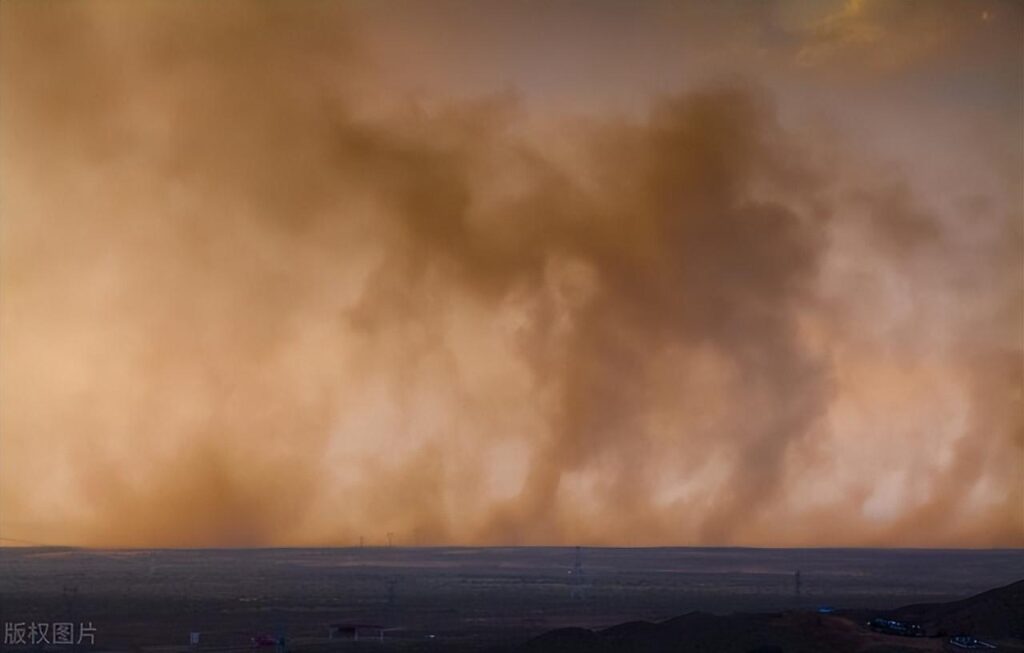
[
  {"x1": 890, "y1": 578, "x2": 1024, "y2": 638},
  {"x1": 522, "y1": 612, "x2": 856, "y2": 652},
  {"x1": 519, "y1": 580, "x2": 1024, "y2": 653}
]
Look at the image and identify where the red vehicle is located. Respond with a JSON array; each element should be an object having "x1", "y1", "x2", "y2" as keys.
[{"x1": 250, "y1": 634, "x2": 278, "y2": 647}]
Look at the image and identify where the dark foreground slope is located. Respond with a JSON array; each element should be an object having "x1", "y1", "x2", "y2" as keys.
[
  {"x1": 522, "y1": 612, "x2": 859, "y2": 653},
  {"x1": 890, "y1": 579, "x2": 1024, "y2": 639},
  {"x1": 520, "y1": 580, "x2": 1024, "y2": 653}
]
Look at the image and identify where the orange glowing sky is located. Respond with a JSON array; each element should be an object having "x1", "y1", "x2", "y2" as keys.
[{"x1": 1, "y1": 0, "x2": 1021, "y2": 548}]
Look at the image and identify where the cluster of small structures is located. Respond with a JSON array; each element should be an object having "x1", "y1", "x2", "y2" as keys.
[
  {"x1": 867, "y1": 617, "x2": 924, "y2": 637},
  {"x1": 865, "y1": 619, "x2": 1000, "y2": 650},
  {"x1": 173, "y1": 550, "x2": 1014, "y2": 652},
  {"x1": 948, "y1": 635, "x2": 997, "y2": 649},
  {"x1": 326, "y1": 623, "x2": 400, "y2": 642}
]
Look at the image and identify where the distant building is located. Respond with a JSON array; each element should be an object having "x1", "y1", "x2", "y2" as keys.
[
  {"x1": 328, "y1": 623, "x2": 396, "y2": 642},
  {"x1": 949, "y1": 635, "x2": 997, "y2": 649},
  {"x1": 867, "y1": 617, "x2": 924, "y2": 637}
]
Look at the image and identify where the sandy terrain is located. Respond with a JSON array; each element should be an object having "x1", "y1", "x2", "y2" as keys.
[{"x1": 1, "y1": 547, "x2": 1021, "y2": 652}]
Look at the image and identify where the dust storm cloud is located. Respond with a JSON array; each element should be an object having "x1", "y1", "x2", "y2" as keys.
[{"x1": 1, "y1": 0, "x2": 1021, "y2": 547}]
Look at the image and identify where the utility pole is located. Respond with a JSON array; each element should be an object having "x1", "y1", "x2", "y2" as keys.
[{"x1": 570, "y1": 547, "x2": 586, "y2": 600}]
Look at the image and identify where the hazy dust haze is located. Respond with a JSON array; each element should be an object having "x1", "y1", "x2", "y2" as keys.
[{"x1": 1, "y1": 0, "x2": 1021, "y2": 547}]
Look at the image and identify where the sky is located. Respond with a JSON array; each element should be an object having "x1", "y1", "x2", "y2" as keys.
[{"x1": 0, "y1": 0, "x2": 1021, "y2": 548}]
